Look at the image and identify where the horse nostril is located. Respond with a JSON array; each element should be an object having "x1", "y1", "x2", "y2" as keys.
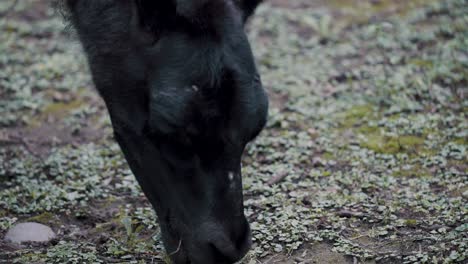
[
  {"x1": 209, "y1": 241, "x2": 245, "y2": 264},
  {"x1": 203, "y1": 230, "x2": 250, "y2": 264},
  {"x1": 208, "y1": 223, "x2": 251, "y2": 263},
  {"x1": 209, "y1": 242, "x2": 231, "y2": 263},
  {"x1": 235, "y1": 222, "x2": 251, "y2": 251}
]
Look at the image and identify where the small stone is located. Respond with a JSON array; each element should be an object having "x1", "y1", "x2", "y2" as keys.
[
  {"x1": 4, "y1": 222, "x2": 56, "y2": 243},
  {"x1": 462, "y1": 190, "x2": 468, "y2": 199},
  {"x1": 312, "y1": 157, "x2": 324, "y2": 167}
]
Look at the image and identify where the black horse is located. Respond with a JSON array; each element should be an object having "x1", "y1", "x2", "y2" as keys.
[{"x1": 61, "y1": 0, "x2": 267, "y2": 263}]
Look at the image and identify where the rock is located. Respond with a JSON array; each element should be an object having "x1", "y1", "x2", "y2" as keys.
[{"x1": 4, "y1": 222, "x2": 55, "y2": 243}]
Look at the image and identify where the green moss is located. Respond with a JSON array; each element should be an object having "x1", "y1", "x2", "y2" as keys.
[
  {"x1": 338, "y1": 105, "x2": 375, "y2": 128},
  {"x1": 408, "y1": 59, "x2": 434, "y2": 69},
  {"x1": 356, "y1": 125, "x2": 380, "y2": 134},
  {"x1": 16, "y1": 253, "x2": 47, "y2": 263},
  {"x1": 25, "y1": 99, "x2": 86, "y2": 128},
  {"x1": 162, "y1": 254, "x2": 173, "y2": 264},
  {"x1": 134, "y1": 225, "x2": 145, "y2": 234},
  {"x1": 322, "y1": 152, "x2": 335, "y2": 160},
  {"x1": 405, "y1": 219, "x2": 418, "y2": 226},
  {"x1": 361, "y1": 134, "x2": 399, "y2": 154},
  {"x1": 42, "y1": 100, "x2": 84, "y2": 117},
  {"x1": 328, "y1": 0, "x2": 436, "y2": 19},
  {"x1": 93, "y1": 221, "x2": 117, "y2": 234},
  {"x1": 360, "y1": 134, "x2": 426, "y2": 154},
  {"x1": 447, "y1": 160, "x2": 468, "y2": 169},
  {"x1": 398, "y1": 136, "x2": 425, "y2": 147},
  {"x1": 345, "y1": 105, "x2": 374, "y2": 119},
  {"x1": 27, "y1": 212, "x2": 55, "y2": 224},
  {"x1": 101, "y1": 196, "x2": 117, "y2": 208},
  {"x1": 452, "y1": 138, "x2": 468, "y2": 146},
  {"x1": 386, "y1": 114, "x2": 402, "y2": 121},
  {"x1": 394, "y1": 165, "x2": 432, "y2": 178}
]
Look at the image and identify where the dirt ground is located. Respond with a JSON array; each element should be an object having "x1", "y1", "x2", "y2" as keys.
[{"x1": 0, "y1": 0, "x2": 466, "y2": 263}]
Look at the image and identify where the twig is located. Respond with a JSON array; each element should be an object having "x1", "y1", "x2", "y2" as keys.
[
  {"x1": 336, "y1": 210, "x2": 367, "y2": 218},
  {"x1": 1, "y1": 134, "x2": 45, "y2": 163},
  {"x1": 349, "y1": 234, "x2": 369, "y2": 240},
  {"x1": 98, "y1": 256, "x2": 124, "y2": 263},
  {"x1": 262, "y1": 253, "x2": 281, "y2": 264},
  {"x1": 168, "y1": 239, "x2": 182, "y2": 256}
]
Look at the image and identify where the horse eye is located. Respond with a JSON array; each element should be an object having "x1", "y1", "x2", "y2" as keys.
[{"x1": 254, "y1": 74, "x2": 261, "y2": 83}]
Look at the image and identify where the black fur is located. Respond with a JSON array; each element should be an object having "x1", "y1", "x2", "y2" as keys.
[{"x1": 59, "y1": 1, "x2": 266, "y2": 263}]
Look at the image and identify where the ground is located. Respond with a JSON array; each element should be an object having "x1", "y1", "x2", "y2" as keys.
[{"x1": 0, "y1": 0, "x2": 466, "y2": 263}]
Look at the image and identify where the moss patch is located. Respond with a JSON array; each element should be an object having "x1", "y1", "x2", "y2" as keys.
[
  {"x1": 26, "y1": 212, "x2": 55, "y2": 224},
  {"x1": 41, "y1": 100, "x2": 84, "y2": 117},
  {"x1": 393, "y1": 165, "x2": 432, "y2": 178},
  {"x1": 328, "y1": 0, "x2": 437, "y2": 20},
  {"x1": 452, "y1": 138, "x2": 468, "y2": 146},
  {"x1": 337, "y1": 105, "x2": 376, "y2": 128},
  {"x1": 360, "y1": 134, "x2": 426, "y2": 154}
]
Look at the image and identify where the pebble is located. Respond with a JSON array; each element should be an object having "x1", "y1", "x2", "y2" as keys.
[{"x1": 4, "y1": 222, "x2": 56, "y2": 243}]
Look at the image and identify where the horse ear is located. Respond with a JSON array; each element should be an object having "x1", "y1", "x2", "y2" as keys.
[
  {"x1": 130, "y1": 0, "x2": 159, "y2": 45},
  {"x1": 237, "y1": 0, "x2": 263, "y2": 23},
  {"x1": 174, "y1": 0, "x2": 262, "y2": 24},
  {"x1": 175, "y1": 0, "x2": 209, "y2": 19}
]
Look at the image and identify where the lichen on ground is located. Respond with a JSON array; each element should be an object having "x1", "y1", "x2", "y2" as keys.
[{"x1": 0, "y1": 0, "x2": 467, "y2": 263}]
